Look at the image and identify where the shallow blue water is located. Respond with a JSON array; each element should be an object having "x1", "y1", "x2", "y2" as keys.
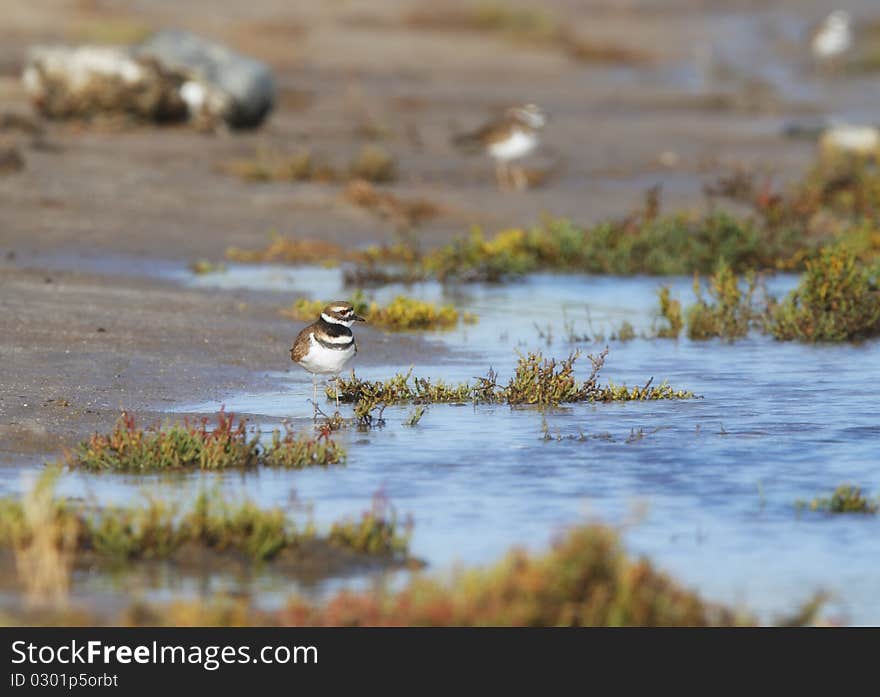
[{"x1": 8, "y1": 264, "x2": 877, "y2": 623}]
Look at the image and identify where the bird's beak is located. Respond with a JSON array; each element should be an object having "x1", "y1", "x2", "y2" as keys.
[{"x1": 353, "y1": 314, "x2": 366, "y2": 322}]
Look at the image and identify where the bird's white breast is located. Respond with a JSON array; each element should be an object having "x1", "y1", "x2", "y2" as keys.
[
  {"x1": 488, "y1": 129, "x2": 538, "y2": 162},
  {"x1": 298, "y1": 333, "x2": 356, "y2": 375},
  {"x1": 813, "y1": 24, "x2": 851, "y2": 58}
]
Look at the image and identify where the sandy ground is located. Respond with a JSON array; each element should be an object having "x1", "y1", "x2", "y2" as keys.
[{"x1": 0, "y1": 0, "x2": 874, "y2": 458}]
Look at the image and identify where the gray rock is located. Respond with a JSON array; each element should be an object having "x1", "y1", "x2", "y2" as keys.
[{"x1": 136, "y1": 30, "x2": 275, "y2": 128}]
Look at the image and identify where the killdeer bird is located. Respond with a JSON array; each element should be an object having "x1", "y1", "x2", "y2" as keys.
[
  {"x1": 811, "y1": 10, "x2": 852, "y2": 69},
  {"x1": 290, "y1": 301, "x2": 365, "y2": 417},
  {"x1": 453, "y1": 103, "x2": 546, "y2": 190}
]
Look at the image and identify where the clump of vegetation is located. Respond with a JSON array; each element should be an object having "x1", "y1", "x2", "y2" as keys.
[
  {"x1": 0, "y1": 476, "x2": 410, "y2": 568},
  {"x1": 328, "y1": 495, "x2": 412, "y2": 556},
  {"x1": 223, "y1": 158, "x2": 880, "y2": 283},
  {"x1": 226, "y1": 232, "x2": 348, "y2": 265},
  {"x1": 789, "y1": 155, "x2": 880, "y2": 227},
  {"x1": 403, "y1": 406, "x2": 426, "y2": 426},
  {"x1": 0, "y1": 145, "x2": 25, "y2": 175},
  {"x1": 412, "y1": 162, "x2": 880, "y2": 280},
  {"x1": 1, "y1": 470, "x2": 77, "y2": 606},
  {"x1": 223, "y1": 144, "x2": 397, "y2": 185},
  {"x1": 706, "y1": 161, "x2": 880, "y2": 266},
  {"x1": 348, "y1": 144, "x2": 396, "y2": 183},
  {"x1": 62, "y1": 411, "x2": 345, "y2": 471},
  {"x1": 422, "y1": 227, "x2": 543, "y2": 282},
  {"x1": 563, "y1": 35, "x2": 648, "y2": 65},
  {"x1": 221, "y1": 147, "x2": 333, "y2": 183},
  {"x1": 282, "y1": 291, "x2": 472, "y2": 331},
  {"x1": 262, "y1": 424, "x2": 346, "y2": 469},
  {"x1": 352, "y1": 399, "x2": 387, "y2": 430},
  {"x1": 334, "y1": 349, "x2": 693, "y2": 409},
  {"x1": 344, "y1": 180, "x2": 439, "y2": 230},
  {"x1": 188, "y1": 259, "x2": 226, "y2": 275},
  {"x1": 649, "y1": 245, "x2": 880, "y2": 343},
  {"x1": 365, "y1": 296, "x2": 462, "y2": 331},
  {"x1": 796, "y1": 485, "x2": 878, "y2": 515},
  {"x1": 686, "y1": 261, "x2": 757, "y2": 341},
  {"x1": 223, "y1": 148, "x2": 324, "y2": 182},
  {"x1": 214, "y1": 204, "x2": 809, "y2": 284},
  {"x1": 503, "y1": 352, "x2": 596, "y2": 405},
  {"x1": 0, "y1": 484, "x2": 290, "y2": 564},
  {"x1": 655, "y1": 286, "x2": 683, "y2": 339},
  {"x1": 282, "y1": 290, "x2": 369, "y2": 322},
  {"x1": 226, "y1": 232, "x2": 423, "y2": 272},
  {"x1": 611, "y1": 321, "x2": 636, "y2": 342},
  {"x1": 386, "y1": 207, "x2": 794, "y2": 282},
  {"x1": 334, "y1": 367, "x2": 473, "y2": 407},
  {"x1": 766, "y1": 245, "x2": 880, "y2": 342},
  {"x1": 279, "y1": 522, "x2": 744, "y2": 626}
]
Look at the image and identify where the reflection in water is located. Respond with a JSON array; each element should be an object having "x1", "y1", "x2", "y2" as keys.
[{"x1": 7, "y1": 264, "x2": 878, "y2": 623}]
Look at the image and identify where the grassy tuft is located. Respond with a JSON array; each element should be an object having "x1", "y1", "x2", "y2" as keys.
[
  {"x1": 0, "y1": 478, "x2": 410, "y2": 570},
  {"x1": 62, "y1": 411, "x2": 344, "y2": 471},
  {"x1": 328, "y1": 494, "x2": 412, "y2": 556},
  {"x1": 344, "y1": 180, "x2": 439, "y2": 230},
  {"x1": 0, "y1": 487, "x2": 295, "y2": 564},
  {"x1": 282, "y1": 291, "x2": 469, "y2": 331},
  {"x1": 367, "y1": 295, "x2": 460, "y2": 331},
  {"x1": 0, "y1": 469, "x2": 77, "y2": 607},
  {"x1": 372, "y1": 207, "x2": 793, "y2": 282},
  {"x1": 796, "y1": 485, "x2": 878, "y2": 514},
  {"x1": 279, "y1": 522, "x2": 744, "y2": 626},
  {"x1": 403, "y1": 405, "x2": 426, "y2": 427},
  {"x1": 648, "y1": 245, "x2": 880, "y2": 343},
  {"x1": 262, "y1": 424, "x2": 347, "y2": 469},
  {"x1": 766, "y1": 245, "x2": 880, "y2": 342},
  {"x1": 221, "y1": 147, "x2": 331, "y2": 183},
  {"x1": 611, "y1": 321, "x2": 636, "y2": 342},
  {"x1": 223, "y1": 144, "x2": 397, "y2": 185},
  {"x1": 188, "y1": 259, "x2": 226, "y2": 275},
  {"x1": 655, "y1": 286, "x2": 683, "y2": 339},
  {"x1": 348, "y1": 145, "x2": 397, "y2": 183},
  {"x1": 686, "y1": 260, "x2": 756, "y2": 341},
  {"x1": 334, "y1": 349, "x2": 692, "y2": 409},
  {"x1": 226, "y1": 232, "x2": 347, "y2": 265}
]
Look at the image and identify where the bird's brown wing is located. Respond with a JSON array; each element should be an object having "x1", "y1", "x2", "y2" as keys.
[
  {"x1": 290, "y1": 326, "x2": 313, "y2": 363},
  {"x1": 452, "y1": 118, "x2": 512, "y2": 151}
]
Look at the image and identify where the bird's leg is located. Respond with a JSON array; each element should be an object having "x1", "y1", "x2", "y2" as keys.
[
  {"x1": 512, "y1": 165, "x2": 528, "y2": 191},
  {"x1": 495, "y1": 161, "x2": 508, "y2": 190},
  {"x1": 312, "y1": 374, "x2": 318, "y2": 420},
  {"x1": 334, "y1": 375, "x2": 340, "y2": 410}
]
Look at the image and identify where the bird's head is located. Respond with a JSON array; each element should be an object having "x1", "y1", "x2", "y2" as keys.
[
  {"x1": 508, "y1": 103, "x2": 547, "y2": 130},
  {"x1": 827, "y1": 10, "x2": 851, "y2": 28},
  {"x1": 321, "y1": 301, "x2": 365, "y2": 327}
]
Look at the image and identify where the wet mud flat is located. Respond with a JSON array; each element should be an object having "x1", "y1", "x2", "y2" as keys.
[
  {"x1": 0, "y1": 260, "x2": 449, "y2": 459},
  {"x1": 3, "y1": 0, "x2": 867, "y2": 260}
]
